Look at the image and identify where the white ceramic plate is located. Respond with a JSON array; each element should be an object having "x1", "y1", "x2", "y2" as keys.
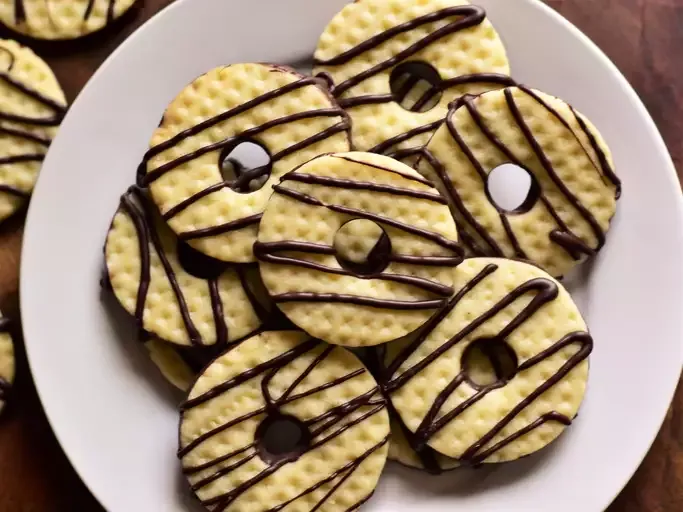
[{"x1": 20, "y1": 0, "x2": 683, "y2": 510}]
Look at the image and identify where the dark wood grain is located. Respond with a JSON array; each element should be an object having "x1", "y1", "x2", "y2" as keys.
[{"x1": 0, "y1": 0, "x2": 681, "y2": 510}]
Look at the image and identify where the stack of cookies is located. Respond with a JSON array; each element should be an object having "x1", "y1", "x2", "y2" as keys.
[{"x1": 102, "y1": 0, "x2": 621, "y2": 510}]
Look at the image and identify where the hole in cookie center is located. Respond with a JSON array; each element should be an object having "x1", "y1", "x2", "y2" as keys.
[
  {"x1": 486, "y1": 164, "x2": 539, "y2": 213},
  {"x1": 176, "y1": 241, "x2": 229, "y2": 280},
  {"x1": 218, "y1": 140, "x2": 272, "y2": 194},
  {"x1": 389, "y1": 61, "x2": 443, "y2": 113},
  {"x1": 256, "y1": 414, "x2": 312, "y2": 464},
  {"x1": 333, "y1": 219, "x2": 392, "y2": 276},
  {"x1": 462, "y1": 338, "x2": 518, "y2": 389}
]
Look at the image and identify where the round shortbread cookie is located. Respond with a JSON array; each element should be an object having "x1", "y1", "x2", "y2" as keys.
[
  {"x1": 178, "y1": 330, "x2": 390, "y2": 511},
  {"x1": 0, "y1": 0, "x2": 137, "y2": 40},
  {"x1": 0, "y1": 313, "x2": 14, "y2": 415},
  {"x1": 104, "y1": 186, "x2": 263, "y2": 347},
  {"x1": 255, "y1": 151, "x2": 462, "y2": 347},
  {"x1": 383, "y1": 258, "x2": 592, "y2": 464},
  {"x1": 313, "y1": 0, "x2": 511, "y2": 160},
  {"x1": 0, "y1": 39, "x2": 66, "y2": 223},
  {"x1": 138, "y1": 63, "x2": 351, "y2": 263},
  {"x1": 420, "y1": 86, "x2": 620, "y2": 277}
]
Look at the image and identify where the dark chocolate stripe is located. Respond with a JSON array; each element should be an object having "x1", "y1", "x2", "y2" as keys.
[
  {"x1": 332, "y1": 154, "x2": 435, "y2": 186},
  {"x1": 517, "y1": 86, "x2": 620, "y2": 197},
  {"x1": 271, "y1": 292, "x2": 446, "y2": 310},
  {"x1": 13, "y1": 0, "x2": 26, "y2": 23},
  {"x1": 370, "y1": 120, "x2": 443, "y2": 155},
  {"x1": 329, "y1": 204, "x2": 461, "y2": 252},
  {"x1": 505, "y1": 89, "x2": 606, "y2": 249},
  {"x1": 0, "y1": 126, "x2": 51, "y2": 146},
  {"x1": 0, "y1": 183, "x2": 30, "y2": 198},
  {"x1": 466, "y1": 411, "x2": 571, "y2": 464},
  {"x1": 340, "y1": 74, "x2": 516, "y2": 110},
  {"x1": 178, "y1": 213, "x2": 262, "y2": 241},
  {"x1": 181, "y1": 338, "x2": 319, "y2": 411},
  {"x1": 272, "y1": 184, "x2": 462, "y2": 254},
  {"x1": 254, "y1": 240, "x2": 461, "y2": 267},
  {"x1": 142, "y1": 108, "x2": 346, "y2": 185},
  {"x1": 254, "y1": 241, "x2": 453, "y2": 297},
  {"x1": 459, "y1": 333, "x2": 591, "y2": 463},
  {"x1": 0, "y1": 153, "x2": 44, "y2": 166},
  {"x1": 208, "y1": 278, "x2": 228, "y2": 346},
  {"x1": 119, "y1": 188, "x2": 202, "y2": 345},
  {"x1": 315, "y1": 6, "x2": 486, "y2": 96},
  {"x1": 569, "y1": 105, "x2": 622, "y2": 198},
  {"x1": 0, "y1": 317, "x2": 11, "y2": 332},
  {"x1": 0, "y1": 72, "x2": 65, "y2": 125},
  {"x1": 280, "y1": 172, "x2": 447, "y2": 204}
]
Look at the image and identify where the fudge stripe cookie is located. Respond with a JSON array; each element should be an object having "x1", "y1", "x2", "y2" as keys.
[
  {"x1": 314, "y1": 0, "x2": 510, "y2": 157},
  {"x1": 104, "y1": 186, "x2": 263, "y2": 347},
  {"x1": 256, "y1": 152, "x2": 462, "y2": 347},
  {"x1": 179, "y1": 331, "x2": 390, "y2": 511},
  {"x1": 420, "y1": 86, "x2": 619, "y2": 276},
  {"x1": 0, "y1": 0, "x2": 138, "y2": 40},
  {"x1": 0, "y1": 314, "x2": 14, "y2": 416},
  {"x1": 138, "y1": 63, "x2": 351, "y2": 263},
  {"x1": 0, "y1": 40, "x2": 66, "y2": 222},
  {"x1": 384, "y1": 258, "x2": 592, "y2": 464}
]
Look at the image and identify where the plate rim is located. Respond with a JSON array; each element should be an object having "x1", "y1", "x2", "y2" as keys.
[{"x1": 19, "y1": 0, "x2": 683, "y2": 510}]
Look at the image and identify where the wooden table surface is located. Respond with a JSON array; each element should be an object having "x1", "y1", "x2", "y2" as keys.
[{"x1": 0, "y1": 0, "x2": 681, "y2": 510}]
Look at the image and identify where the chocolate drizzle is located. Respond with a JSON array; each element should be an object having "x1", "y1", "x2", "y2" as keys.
[
  {"x1": 378, "y1": 263, "x2": 592, "y2": 464},
  {"x1": 256, "y1": 155, "x2": 463, "y2": 311},
  {"x1": 422, "y1": 88, "x2": 617, "y2": 265},
  {"x1": 113, "y1": 187, "x2": 262, "y2": 347},
  {"x1": 179, "y1": 337, "x2": 388, "y2": 511},
  {"x1": 0, "y1": 47, "x2": 66, "y2": 201}
]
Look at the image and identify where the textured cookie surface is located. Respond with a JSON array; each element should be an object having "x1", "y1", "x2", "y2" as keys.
[
  {"x1": 144, "y1": 268, "x2": 292, "y2": 391},
  {"x1": 0, "y1": 39, "x2": 66, "y2": 222},
  {"x1": 384, "y1": 258, "x2": 592, "y2": 463},
  {"x1": 0, "y1": 313, "x2": 14, "y2": 415},
  {"x1": 179, "y1": 331, "x2": 390, "y2": 511},
  {"x1": 256, "y1": 151, "x2": 462, "y2": 347},
  {"x1": 139, "y1": 63, "x2": 351, "y2": 263},
  {"x1": 0, "y1": 0, "x2": 137, "y2": 40},
  {"x1": 314, "y1": 0, "x2": 510, "y2": 158},
  {"x1": 420, "y1": 87, "x2": 620, "y2": 277},
  {"x1": 104, "y1": 187, "x2": 262, "y2": 347}
]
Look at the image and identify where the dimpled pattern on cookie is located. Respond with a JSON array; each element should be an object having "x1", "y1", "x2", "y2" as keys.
[
  {"x1": 138, "y1": 63, "x2": 351, "y2": 263},
  {"x1": 104, "y1": 187, "x2": 262, "y2": 347},
  {"x1": 384, "y1": 258, "x2": 591, "y2": 463},
  {"x1": 0, "y1": 39, "x2": 66, "y2": 223},
  {"x1": 420, "y1": 87, "x2": 620, "y2": 277},
  {"x1": 313, "y1": 0, "x2": 510, "y2": 159},
  {"x1": 0, "y1": 313, "x2": 14, "y2": 415},
  {"x1": 178, "y1": 331, "x2": 390, "y2": 511},
  {"x1": 255, "y1": 152, "x2": 462, "y2": 347},
  {"x1": 0, "y1": 0, "x2": 138, "y2": 40}
]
